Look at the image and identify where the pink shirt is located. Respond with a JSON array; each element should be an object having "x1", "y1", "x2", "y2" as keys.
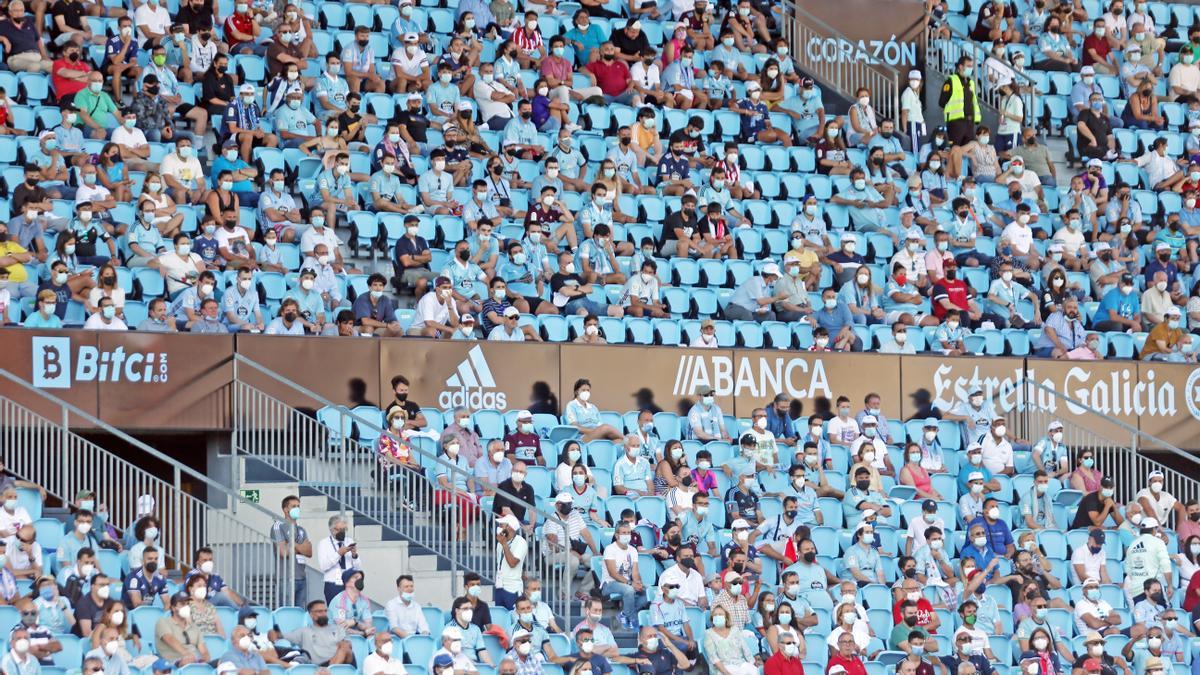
[{"x1": 539, "y1": 55, "x2": 572, "y2": 84}]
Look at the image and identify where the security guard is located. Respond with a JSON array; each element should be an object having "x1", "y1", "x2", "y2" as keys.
[{"x1": 941, "y1": 55, "x2": 982, "y2": 146}]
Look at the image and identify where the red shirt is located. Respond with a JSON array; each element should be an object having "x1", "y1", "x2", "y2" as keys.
[
  {"x1": 932, "y1": 278, "x2": 971, "y2": 319},
  {"x1": 891, "y1": 598, "x2": 937, "y2": 633},
  {"x1": 828, "y1": 654, "x2": 867, "y2": 675},
  {"x1": 587, "y1": 59, "x2": 631, "y2": 97},
  {"x1": 52, "y1": 58, "x2": 90, "y2": 98},
  {"x1": 1081, "y1": 35, "x2": 1110, "y2": 67},
  {"x1": 765, "y1": 653, "x2": 806, "y2": 675},
  {"x1": 223, "y1": 12, "x2": 254, "y2": 47}
]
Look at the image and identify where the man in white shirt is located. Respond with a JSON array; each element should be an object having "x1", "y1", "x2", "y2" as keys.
[
  {"x1": 472, "y1": 62, "x2": 515, "y2": 129},
  {"x1": 657, "y1": 543, "x2": 706, "y2": 608},
  {"x1": 363, "y1": 632, "x2": 405, "y2": 675},
  {"x1": 134, "y1": 0, "x2": 171, "y2": 44},
  {"x1": 621, "y1": 258, "x2": 667, "y2": 317},
  {"x1": 111, "y1": 109, "x2": 152, "y2": 171},
  {"x1": 980, "y1": 416, "x2": 1014, "y2": 475},
  {"x1": 389, "y1": 33, "x2": 430, "y2": 92},
  {"x1": 493, "y1": 514, "x2": 528, "y2": 610},
  {"x1": 600, "y1": 522, "x2": 645, "y2": 630},
  {"x1": 384, "y1": 574, "x2": 430, "y2": 638},
  {"x1": 1133, "y1": 138, "x2": 1184, "y2": 191},
  {"x1": 1070, "y1": 528, "x2": 1109, "y2": 585},
  {"x1": 689, "y1": 319, "x2": 718, "y2": 348},
  {"x1": 160, "y1": 137, "x2": 207, "y2": 204},
  {"x1": 0, "y1": 489, "x2": 33, "y2": 538},
  {"x1": 408, "y1": 276, "x2": 459, "y2": 337},
  {"x1": 315, "y1": 515, "x2": 359, "y2": 602},
  {"x1": 1073, "y1": 577, "x2": 1121, "y2": 636},
  {"x1": 1000, "y1": 207, "x2": 1037, "y2": 260},
  {"x1": 83, "y1": 298, "x2": 128, "y2": 331}
]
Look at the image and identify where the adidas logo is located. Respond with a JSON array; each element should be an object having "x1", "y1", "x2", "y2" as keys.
[{"x1": 439, "y1": 345, "x2": 508, "y2": 409}]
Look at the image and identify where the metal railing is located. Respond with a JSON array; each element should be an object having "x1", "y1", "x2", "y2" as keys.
[
  {"x1": 780, "y1": 0, "x2": 903, "y2": 121},
  {"x1": 996, "y1": 378, "x2": 1200, "y2": 514},
  {"x1": 230, "y1": 355, "x2": 577, "y2": 628},
  {"x1": 0, "y1": 369, "x2": 296, "y2": 608},
  {"x1": 924, "y1": 18, "x2": 1041, "y2": 127}
]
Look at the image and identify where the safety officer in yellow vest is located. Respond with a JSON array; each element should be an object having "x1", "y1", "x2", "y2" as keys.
[{"x1": 940, "y1": 55, "x2": 982, "y2": 146}]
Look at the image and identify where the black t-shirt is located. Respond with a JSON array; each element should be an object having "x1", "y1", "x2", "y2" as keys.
[
  {"x1": 12, "y1": 184, "x2": 47, "y2": 215},
  {"x1": 49, "y1": 0, "x2": 85, "y2": 38},
  {"x1": 37, "y1": 282, "x2": 71, "y2": 318},
  {"x1": 73, "y1": 223, "x2": 110, "y2": 258},
  {"x1": 202, "y1": 71, "x2": 234, "y2": 113},
  {"x1": 611, "y1": 29, "x2": 649, "y2": 59},
  {"x1": 383, "y1": 398, "x2": 420, "y2": 422},
  {"x1": 550, "y1": 272, "x2": 586, "y2": 296},
  {"x1": 661, "y1": 210, "x2": 697, "y2": 247},
  {"x1": 173, "y1": 5, "x2": 214, "y2": 31},
  {"x1": 394, "y1": 109, "x2": 429, "y2": 144},
  {"x1": 1070, "y1": 491, "x2": 1104, "y2": 530},
  {"x1": 1078, "y1": 110, "x2": 1111, "y2": 149},
  {"x1": 72, "y1": 593, "x2": 103, "y2": 636},
  {"x1": 492, "y1": 479, "x2": 535, "y2": 522}
]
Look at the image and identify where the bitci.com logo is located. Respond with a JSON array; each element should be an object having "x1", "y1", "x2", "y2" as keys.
[{"x1": 32, "y1": 337, "x2": 169, "y2": 389}]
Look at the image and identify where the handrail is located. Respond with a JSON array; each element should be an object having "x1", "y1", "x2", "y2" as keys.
[
  {"x1": 0, "y1": 369, "x2": 294, "y2": 607},
  {"x1": 780, "y1": 0, "x2": 903, "y2": 121},
  {"x1": 229, "y1": 354, "x2": 576, "y2": 627},
  {"x1": 992, "y1": 377, "x2": 1200, "y2": 510},
  {"x1": 924, "y1": 16, "x2": 1042, "y2": 127}
]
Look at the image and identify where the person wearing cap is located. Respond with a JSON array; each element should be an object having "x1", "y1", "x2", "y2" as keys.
[
  {"x1": 1019, "y1": 469, "x2": 1057, "y2": 532},
  {"x1": 1075, "y1": 632, "x2": 1132, "y2": 675},
  {"x1": 905, "y1": 498, "x2": 945, "y2": 557},
  {"x1": 21, "y1": 288, "x2": 63, "y2": 328},
  {"x1": 1134, "y1": 470, "x2": 1185, "y2": 528},
  {"x1": 843, "y1": 465, "x2": 892, "y2": 527},
  {"x1": 685, "y1": 386, "x2": 730, "y2": 443},
  {"x1": 500, "y1": 410, "x2": 540, "y2": 467},
  {"x1": 849, "y1": 414, "x2": 893, "y2": 482},
  {"x1": 1028, "y1": 421, "x2": 1069, "y2": 481},
  {"x1": 1141, "y1": 303, "x2": 1187, "y2": 361},
  {"x1": 487, "y1": 305, "x2": 526, "y2": 341},
  {"x1": 155, "y1": 591, "x2": 210, "y2": 664},
  {"x1": 544, "y1": 491, "x2": 599, "y2": 602},
  {"x1": 718, "y1": 261, "x2": 780, "y2": 322},
  {"x1": 329, "y1": 569, "x2": 374, "y2": 637},
  {"x1": 388, "y1": 32, "x2": 431, "y2": 94}
]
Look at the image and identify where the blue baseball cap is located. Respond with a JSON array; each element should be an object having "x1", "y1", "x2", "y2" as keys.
[{"x1": 151, "y1": 659, "x2": 174, "y2": 672}]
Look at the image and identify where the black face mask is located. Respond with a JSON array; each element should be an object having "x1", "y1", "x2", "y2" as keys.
[
  {"x1": 855, "y1": 479, "x2": 870, "y2": 491},
  {"x1": 225, "y1": 220, "x2": 237, "y2": 228},
  {"x1": 314, "y1": 616, "x2": 329, "y2": 627},
  {"x1": 146, "y1": 85, "x2": 159, "y2": 95},
  {"x1": 67, "y1": 52, "x2": 79, "y2": 61},
  {"x1": 904, "y1": 568, "x2": 917, "y2": 579},
  {"x1": 0, "y1": 233, "x2": 11, "y2": 243},
  {"x1": 731, "y1": 562, "x2": 745, "y2": 573},
  {"x1": 945, "y1": 269, "x2": 957, "y2": 280},
  {"x1": 216, "y1": 65, "x2": 227, "y2": 74},
  {"x1": 1160, "y1": 253, "x2": 1172, "y2": 261},
  {"x1": 354, "y1": 579, "x2": 365, "y2": 591},
  {"x1": 601, "y1": 52, "x2": 614, "y2": 61},
  {"x1": 102, "y1": 277, "x2": 116, "y2": 286},
  {"x1": 491, "y1": 165, "x2": 503, "y2": 175},
  {"x1": 334, "y1": 530, "x2": 346, "y2": 542},
  {"x1": 680, "y1": 475, "x2": 694, "y2": 487},
  {"x1": 619, "y1": 136, "x2": 631, "y2": 145},
  {"x1": 1152, "y1": 592, "x2": 1165, "y2": 604},
  {"x1": 1010, "y1": 191, "x2": 1021, "y2": 201},
  {"x1": 785, "y1": 509, "x2": 798, "y2": 519},
  {"x1": 1025, "y1": 137, "x2": 1036, "y2": 145},
  {"x1": 904, "y1": 615, "x2": 918, "y2": 627},
  {"x1": 680, "y1": 557, "x2": 696, "y2": 569},
  {"x1": 667, "y1": 534, "x2": 681, "y2": 545},
  {"x1": 24, "y1": 178, "x2": 36, "y2": 187},
  {"x1": 1190, "y1": 513, "x2": 1200, "y2": 522},
  {"x1": 956, "y1": 210, "x2": 969, "y2": 219},
  {"x1": 458, "y1": 250, "x2": 470, "y2": 261},
  {"x1": 357, "y1": 39, "x2": 368, "y2": 46},
  {"x1": 283, "y1": 311, "x2": 297, "y2": 321},
  {"x1": 556, "y1": 504, "x2": 572, "y2": 515},
  {"x1": 144, "y1": 561, "x2": 158, "y2": 573},
  {"x1": 520, "y1": 111, "x2": 532, "y2": 120},
  {"x1": 802, "y1": 551, "x2": 816, "y2": 563}
]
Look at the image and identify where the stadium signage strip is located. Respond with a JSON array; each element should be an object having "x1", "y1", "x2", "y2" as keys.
[{"x1": 4, "y1": 329, "x2": 1197, "y2": 449}]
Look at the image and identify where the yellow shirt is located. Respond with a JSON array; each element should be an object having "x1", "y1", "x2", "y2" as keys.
[
  {"x1": 784, "y1": 248, "x2": 820, "y2": 272},
  {"x1": 0, "y1": 242, "x2": 29, "y2": 282},
  {"x1": 1140, "y1": 323, "x2": 1183, "y2": 360}
]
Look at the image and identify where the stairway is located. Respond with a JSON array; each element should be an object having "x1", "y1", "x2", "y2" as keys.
[{"x1": 237, "y1": 457, "x2": 469, "y2": 608}]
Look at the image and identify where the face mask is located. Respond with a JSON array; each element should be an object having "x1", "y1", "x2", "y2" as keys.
[{"x1": 567, "y1": 449, "x2": 581, "y2": 462}]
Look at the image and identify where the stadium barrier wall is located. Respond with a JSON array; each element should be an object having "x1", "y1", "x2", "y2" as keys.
[{"x1": 4, "y1": 327, "x2": 1200, "y2": 450}]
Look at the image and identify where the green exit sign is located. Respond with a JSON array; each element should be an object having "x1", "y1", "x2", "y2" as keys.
[{"x1": 240, "y1": 489, "x2": 261, "y2": 504}]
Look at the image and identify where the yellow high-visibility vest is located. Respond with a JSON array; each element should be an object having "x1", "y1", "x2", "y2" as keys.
[{"x1": 944, "y1": 74, "x2": 981, "y2": 123}]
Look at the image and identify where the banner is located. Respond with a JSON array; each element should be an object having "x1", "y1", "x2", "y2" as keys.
[
  {"x1": 3, "y1": 328, "x2": 1200, "y2": 450},
  {"x1": 96, "y1": 332, "x2": 233, "y2": 429},
  {"x1": 1140, "y1": 362, "x2": 1200, "y2": 450},
  {"x1": 794, "y1": 0, "x2": 926, "y2": 68},
  {"x1": 379, "y1": 340, "x2": 559, "y2": 418},
  {"x1": 1, "y1": 330, "x2": 100, "y2": 424},
  {"x1": 237, "y1": 334, "x2": 381, "y2": 413}
]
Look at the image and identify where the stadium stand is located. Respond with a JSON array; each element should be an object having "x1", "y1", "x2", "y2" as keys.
[{"x1": 3, "y1": 0, "x2": 1200, "y2": 671}]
